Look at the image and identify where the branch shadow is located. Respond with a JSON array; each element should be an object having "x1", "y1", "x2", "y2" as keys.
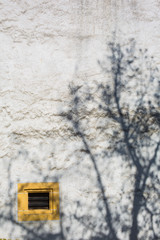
[{"x1": 64, "y1": 38, "x2": 160, "y2": 240}]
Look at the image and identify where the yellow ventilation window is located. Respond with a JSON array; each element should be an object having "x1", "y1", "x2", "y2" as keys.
[{"x1": 17, "y1": 182, "x2": 59, "y2": 221}]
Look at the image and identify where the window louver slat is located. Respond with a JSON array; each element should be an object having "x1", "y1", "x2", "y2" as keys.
[{"x1": 28, "y1": 192, "x2": 49, "y2": 209}]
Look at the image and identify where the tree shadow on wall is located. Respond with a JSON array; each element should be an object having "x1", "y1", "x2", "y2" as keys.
[
  {"x1": 65, "y1": 39, "x2": 160, "y2": 240},
  {"x1": 0, "y1": 39, "x2": 160, "y2": 240}
]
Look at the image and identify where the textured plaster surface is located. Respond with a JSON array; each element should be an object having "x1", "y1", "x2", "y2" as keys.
[{"x1": 0, "y1": 0, "x2": 160, "y2": 239}]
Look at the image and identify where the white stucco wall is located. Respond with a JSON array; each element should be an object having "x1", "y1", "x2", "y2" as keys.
[{"x1": 0, "y1": 1, "x2": 160, "y2": 239}]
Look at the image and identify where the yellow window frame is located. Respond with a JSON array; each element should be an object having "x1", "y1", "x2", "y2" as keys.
[{"x1": 18, "y1": 182, "x2": 59, "y2": 221}]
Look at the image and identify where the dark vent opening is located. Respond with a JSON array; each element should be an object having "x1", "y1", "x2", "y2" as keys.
[{"x1": 28, "y1": 192, "x2": 49, "y2": 209}]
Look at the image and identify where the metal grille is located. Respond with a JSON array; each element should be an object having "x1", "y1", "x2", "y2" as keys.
[{"x1": 28, "y1": 192, "x2": 49, "y2": 209}]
